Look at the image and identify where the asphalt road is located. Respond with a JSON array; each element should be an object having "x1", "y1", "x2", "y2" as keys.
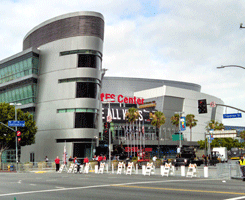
[{"x1": 1, "y1": 172, "x2": 245, "y2": 200}]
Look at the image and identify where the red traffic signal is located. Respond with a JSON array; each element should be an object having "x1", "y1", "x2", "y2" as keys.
[
  {"x1": 17, "y1": 137, "x2": 21, "y2": 142},
  {"x1": 17, "y1": 131, "x2": 21, "y2": 137}
]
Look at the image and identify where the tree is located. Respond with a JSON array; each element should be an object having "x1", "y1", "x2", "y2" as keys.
[
  {"x1": 186, "y1": 114, "x2": 198, "y2": 142},
  {"x1": 170, "y1": 113, "x2": 179, "y2": 130},
  {"x1": 149, "y1": 111, "x2": 166, "y2": 136},
  {"x1": 206, "y1": 119, "x2": 224, "y2": 130},
  {"x1": 239, "y1": 131, "x2": 245, "y2": 142},
  {"x1": 197, "y1": 138, "x2": 244, "y2": 150},
  {"x1": 0, "y1": 102, "x2": 37, "y2": 168},
  {"x1": 150, "y1": 111, "x2": 166, "y2": 158}
]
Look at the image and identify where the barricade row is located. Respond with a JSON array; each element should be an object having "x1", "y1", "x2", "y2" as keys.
[{"x1": 57, "y1": 162, "x2": 210, "y2": 178}]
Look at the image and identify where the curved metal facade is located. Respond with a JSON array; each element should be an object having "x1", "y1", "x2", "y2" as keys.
[{"x1": 21, "y1": 11, "x2": 104, "y2": 162}]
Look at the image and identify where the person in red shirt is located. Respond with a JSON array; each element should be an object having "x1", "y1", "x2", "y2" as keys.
[
  {"x1": 97, "y1": 155, "x2": 103, "y2": 167},
  {"x1": 103, "y1": 155, "x2": 106, "y2": 161},
  {"x1": 84, "y1": 157, "x2": 89, "y2": 167},
  {"x1": 54, "y1": 156, "x2": 60, "y2": 172}
]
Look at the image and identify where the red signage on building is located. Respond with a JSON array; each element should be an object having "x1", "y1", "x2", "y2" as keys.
[
  {"x1": 125, "y1": 147, "x2": 152, "y2": 152},
  {"x1": 100, "y1": 93, "x2": 144, "y2": 105}
]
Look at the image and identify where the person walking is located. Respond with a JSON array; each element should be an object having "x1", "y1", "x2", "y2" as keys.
[
  {"x1": 45, "y1": 156, "x2": 49, "y2": 167},
  {"x1": 84, "y1": 157, "x2": 89, "y2": 165},
  {"x1": 239, "y1": 156, "x2": 245, "y2": 181},
  {"x1": 152, "y1": 155, "x2": 157, "y2": 166},
  {"x1": 97, "y1": 155, "x2": 103, "y2": 168},
  {"x1": 54, "y1": 156, "x2": 60, "y2": 172}
]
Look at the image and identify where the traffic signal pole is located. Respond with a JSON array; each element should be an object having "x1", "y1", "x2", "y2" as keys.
[{"x1": 175, "y1": 111, "x2": 184, "y2": 148}]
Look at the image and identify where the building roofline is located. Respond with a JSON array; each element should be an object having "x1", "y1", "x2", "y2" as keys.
[
  {"x1": 23, "y1": 11, "x2": 104, "y2": 41},
  {"x1": 103, "y1": 76, "x2": 201, "y2": 89}
]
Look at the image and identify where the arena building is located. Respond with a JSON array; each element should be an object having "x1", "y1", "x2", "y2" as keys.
[{"x1": 100, "y1": 77, "x2": 224, "y2": 157}]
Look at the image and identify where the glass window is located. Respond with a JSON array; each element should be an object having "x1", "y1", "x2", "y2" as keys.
[
  {"x1": 76, "y1": 82, "x2": 97, "y2": 98},
  {"x1": 23, "y1": 87, "x2": 28, "y2": 98},
  {"x1": 67, "y1": 109, "x2": 75, "y2": 112},
  {"x1": 75, "y1": 108, "x2": 86, "y2": 112},
  {"x1": 78, "y1": 55, "x2": 101, "y2": 69},
  {"x1": 27, "y1": 85, "x2": 32, "y2": 97},
  {"x1": 16, "y1": 63, "x2": 20, "y2": 73},
  {"x1": 58, "y1": 109, "x2": 66, "y2": 113},
  {"x1": 27, "y1": 58, "x2": 32, "y2": 69},
  {"x1": 75, "y1": 113, "x2": 96, "y2": 128},
  {"x1": 12, "y1": 90, "x2": 15, "y2": 102}
]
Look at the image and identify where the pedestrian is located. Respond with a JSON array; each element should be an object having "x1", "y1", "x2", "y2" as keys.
[
  {"x1": 103, "y1": 155, "x2": 107, "y2": 163},
  {"x1": 163, "y1": 156, "x2": 167, "y2": 165},
  {"x1": 152, "y1": 155, "x2": 157, "y2": 166},
  {"x1": 54, "y1": 156, "x2": 60, "y2": 172},
  {"x1": 84, "y1": 157, "x2": 89, "y2": 166},
  {"x1": 45, "y1": 156, "x2": 49, "y2": 167},
  {"x1": 97, "y1": 155, "x2": 103, "y2": 167},
  {"x1": 92, "y1": 155, "x2": 97, "y2": 161},
  {"x1": 239, "y1": 156, "x2": 245, "y2": 181},
  {"x1": 68, "y1": 156, "x2": 73, "y2": 162}
]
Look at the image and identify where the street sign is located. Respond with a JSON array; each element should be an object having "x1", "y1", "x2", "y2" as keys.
[
  {"x1": 180, "y1": 117, "x2": 186, "y2": 131},
  {"x1": 107, "y1": 115, "x2": 112, "y2": 123},
  {"x1": 172, "y1": 134, "x2": 183, "y2": 141},
  {"x1": 223, "y1": 113, "x2": 242, "y2": 119},
  {"x1": 8, "y1": 121, "x2": 25, "y2": 127},
  {"x1": 210, "y1": 102, "x2": 216, "y2": 107}
]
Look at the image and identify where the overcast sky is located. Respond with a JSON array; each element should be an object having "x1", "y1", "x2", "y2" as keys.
[{"x1": 1, "y1": 0, "x2": 245, "y2": 126}]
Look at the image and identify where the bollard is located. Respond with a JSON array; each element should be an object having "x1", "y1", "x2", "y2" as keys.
[
  {"x1": 95, "y1": 165, "x2": 98, "y2": 174},
  {"x1": 204, "y1": 166, "x2": 208, "y2": 178},
  {"x1": 112, "y1": 164, "x2": 114, "y2": 174},
  {"x1": 136, "y1": 164, "x2": 138, "y2": 174},
  {"x1": 161, "y1": 165, "x2": 164, "y2": 176},
  {"x1": 181, "y1": 165, "x2": 185, "y2": 176},
  {"x1": 142, "y1": 165, "x2": 146, "y2": 175},
  {"x1": 124, "y1": 164, "x2": 126, "y2": 174}
]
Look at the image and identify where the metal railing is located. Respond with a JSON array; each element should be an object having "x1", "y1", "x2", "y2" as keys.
[{"x1": 217, "y1": 163, "x2": 242, "y2": 179}]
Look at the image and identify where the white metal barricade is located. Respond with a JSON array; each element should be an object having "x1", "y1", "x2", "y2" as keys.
[
  {"x1": 186, "y1": 164, "x2": 197, "y2": 178},
  {"x1": 98, "y1": 162, "x2": 105, "y2": 174},
  {"x1": 162, "y1": 163, "x2": 174, "y2": 177},
  {"x1": 58, "y1": 164, "x2": 67, "y2": 173},
  {"x1": 79, "y1": 165, "x2": 84, "y2": 174},
  {"x1": 67, "y1": 163, "x2": 75, "y2": 173},
  {"x1": 84, "y1": 163, "x2": 90, "y2": 174},
  {"x1": 73, "y1": 164, "x2": 79, "y2": 173},
  {"x1": 144, "y1": 162, "x2": 154, "y2": 176},
  {"x1": 126, "y1": 162, "x2": 134, "y2": 175},
  {"x1": 117, "y1": 162, "x2": 124, "y2": 174}
]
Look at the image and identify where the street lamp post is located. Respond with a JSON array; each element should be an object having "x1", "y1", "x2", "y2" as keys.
[
  {"x1": 10, "y1": 103, "x2": 22, "y2": 171},
  {"x1": 217, "y1": 65, "x2": 245, "y2": 70},
  {"x1": 175, "y1": 111, "x2": 184, "y2": 148}
]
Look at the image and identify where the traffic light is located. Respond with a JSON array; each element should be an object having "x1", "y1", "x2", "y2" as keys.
[
  {"x1": 17, "y1": 131, "x2": 21, "y2": 137},
  {"x1": 198, "y1": 99, "x2": 207, "y2": 114},
  {"x1": 18, "y1": 137, "x2": 21, "y2": 143},
  {"x1": 104, "y1": 122, "x2": 110, "y2": 130},
  {"x1": 103, "y1": 129, "x2": 109, "y2": 143}
]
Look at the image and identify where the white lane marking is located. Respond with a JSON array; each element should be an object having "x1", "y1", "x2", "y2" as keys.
[
  {"x1": 224, "y1": 196, "x2": 245, "y2": 200},
  {"x1": 30, "y1": 184, "x2": 36, "y2": 186},
  {"x1": 0, "y1": 179, "x2": 216, "y2": 197},
  {"x1": 18, "y1": 180, "x2": 21, "y2": 184},
  {"x1": 55, "y1": 187, "x2": 65, "y2": 189}
]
